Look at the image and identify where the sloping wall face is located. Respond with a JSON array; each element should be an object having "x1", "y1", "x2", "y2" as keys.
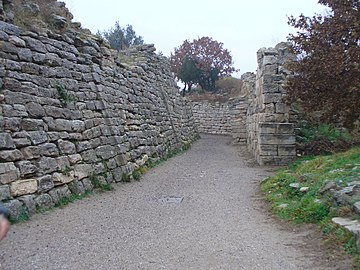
[{"x1": 0, "y1": 21, "x2": 197, "y2": 218}]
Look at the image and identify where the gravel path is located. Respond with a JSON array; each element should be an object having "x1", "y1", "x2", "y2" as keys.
[{"x1": 0, "y1": 134, "x2": 353, "y2": 269}]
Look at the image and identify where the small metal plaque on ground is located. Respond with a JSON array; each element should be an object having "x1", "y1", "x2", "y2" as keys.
[{"x1": 158, "y1": 196, "x2": 183, "y2": 204}]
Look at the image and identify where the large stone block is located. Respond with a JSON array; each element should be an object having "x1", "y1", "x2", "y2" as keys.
[
  {"x1": 37, "y1": 175, "x2": 54, "y2": 192},
  {"x1": 0, "y1": 133, "x2": 15, "y2": 149},
  {"x1": 73, "y1": 164, "x2": 93, "y2": 180},
  {"x1": 16, "y1": 160, "x2": 38, "y2": 176},
  {"x1": 259, "y1": 134, "x2": 295, "y2": 145},
  {"x1": 10, "y1": 179, "x2": 38, "y2": 196},
  {"x1": 0, "y1": 149, "x2": 23, "y2": 161},
  {"x1": 0, "y1": 185, "x2": 10, "y2": 200},
  {"x1": 0, "y1": 162, "x2": 20, "y2": 184},
  {"x1": 259, "y1": 123, "x2": 294, "y2": 135},
  {"x1": 58, "y1": 139, "x2": 76, "y2": 154},
  {"x1": 28, "y1": 130, "x2": 48, "y2": 145},
  {"x1": 53, "y1": 172, "x2": 74, "y2": 185},
  {"x1": 278, "y1": 145, "x2": 296, "y2": 156}
]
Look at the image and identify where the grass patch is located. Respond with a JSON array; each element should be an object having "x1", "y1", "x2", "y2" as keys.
[
  {"x1": 89, "y1": 174, "x2": 113, "y2": 191},
  {"x1": 9, "y1": 207, "x2": 30, "y2": 224},
  {"x1": 261, "y1": 147, "x2": 360, "y2": 266},
  {"x1": 54, "y1": 191, "x2": 92, "y2": 208}
]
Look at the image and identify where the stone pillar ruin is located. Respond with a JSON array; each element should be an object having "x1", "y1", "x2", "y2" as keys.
[{"x1": 246, "y1": 42, "x2": 296, "y2": 165}]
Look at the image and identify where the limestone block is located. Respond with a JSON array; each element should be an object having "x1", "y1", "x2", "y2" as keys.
[
  {"x1": 0, "y1": 132, "x2": 15, "y2": 149},
  {"x1": 96, "y1": 145, "x2": 116, "y2": 160},
  {"x1": 34, "y1": 193, "x2": 54, "y2": 208},
  {"x1": 21, "y1": 146, "x2": 40, "y2": 159},
  {"x1": 0, "y1": 162, "x2": 20, "y2": 184},
  {"x1": 4, "y1": 199, "x2": 24, "y2": 220},
  {"x1": 37, "y1": 157, "x2": 58, "y2": 174},
  {"x1": 53, "y1": 172, "x2": 74, "y2": 185},
  {"x1": 21, "y1": 119, "x2": 46, "y2": 131},
  {"x1": 115, "y1": 153, "x2": 130, "y2": 166},
  {"x1": 17, "y1": 48, "x2": 32, "y2": 61},
  {"x1": 0, "y1": 185, "x2": 10, "y2": 200},
  {"x1": 259, "y1": 134, "x2": 295, "y2": 145},
  {"x1": 39, "y1": 143, "x2": 59, "y2": 157},
  {"x1": 10, "y1": 179, "x2": 38, "y2": 196},
  {"x1": 74, "y1": 164, "x2": 93, "y2": 180},
  {"x1": 56, "y1": 156, "x2": 70, "y2": 171},
  {"x1": 68, "y1": 154, "x2": 82, "y2": 165},
  {"x1": 259, "y1": 156, "x2": 296, "y2": 166},
  {"x1": 275, "y1": 103, "x2": 290, "y2": 114},
  {"x1": 0, "y1": 149, "x2": 23, "y2": 161},
  {"x1": 26, "y1": 102, "x2": 46, "y2": 118},
  {"x1": 16, "y1": 160, "x2": 38, "y2": 176},
  {"x1": 259, "y1": 123, "x2": 294, "y2": 134},
  {"x1": 28, "y1": 130, "x2": 47, "y2": 145},
  {"x1": 18, "y1": 195, "x2": 36, "y2": 215},
  {"x1": 58, "y1": 139, "x2": 76, "y2": 154},
  {"x1": 37, "y1": 175, "x2": 54, "y2": 192},
  {"x1": 278, "y1": 145, "x2": 296, "y2": 156},
  {"x1": 259, "y1": 145, "x2": 278, "y2": 156}
]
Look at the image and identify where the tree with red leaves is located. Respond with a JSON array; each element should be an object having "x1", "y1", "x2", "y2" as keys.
[
  {"x1": 170, "y1": 37, "x2": 236, "y2": 92},
  {"x1": 286, "y1": 0, "x2": 360, "y2": 130}
]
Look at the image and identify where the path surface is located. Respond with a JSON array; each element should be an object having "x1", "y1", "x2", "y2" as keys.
[{"x1": 0, "y1": 135, "x2": 352, "y2": 269}]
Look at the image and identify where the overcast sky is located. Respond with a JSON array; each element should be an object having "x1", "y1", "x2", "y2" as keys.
[{"x1": 62, "y1": 0, "x2": 327, "y2": 76}]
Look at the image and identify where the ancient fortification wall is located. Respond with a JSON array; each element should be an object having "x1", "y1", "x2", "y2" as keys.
[
  {"x1": 192, "y1": 43, "x2": 296, "y2": 165},
  {"x1": 0, "y1": 20, "x2": 197, "y2": 218}
]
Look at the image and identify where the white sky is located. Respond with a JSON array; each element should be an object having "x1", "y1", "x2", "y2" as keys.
[{"x1": 62, "y1": 0, "x2": 327, "y2": 76}]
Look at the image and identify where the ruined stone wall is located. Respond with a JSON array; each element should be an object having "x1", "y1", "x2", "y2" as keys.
[
  {"x1": 0, "y1": 21, "x2": 197, "y2": 218},
  {"x1": 191, "y1": 43, "x2": 296, "y2": 164},
  {"x1": 246, "y1": 42, "x2": 296, "y2": 165},
  {"x1": 192, "y1": 101, "x2": 232, "y2": 135}
]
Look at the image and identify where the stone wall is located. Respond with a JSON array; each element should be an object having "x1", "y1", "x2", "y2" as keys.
[
  {"x1": 0, "y1": 20, "x2": 197, "y2": 219},
  {"x1": 191, "y1": 43, "x2": 296, "y2": 165},
  {"x1": 192, "y1": 101, "x2": 232, "y2": 135},
  {"x1": 246, "y1": 42, "x2": 296, "y2": 165}
]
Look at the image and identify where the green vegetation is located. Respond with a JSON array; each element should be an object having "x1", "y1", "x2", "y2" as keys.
[
  {"x1": 9, "y1": 207, "x2": 30, "y2": 224},
  {"x1": 97, "y1": 22, "x2": 144, "y2": 51},
  {"x1": 54, "y1": 191, "x2": 93, "y2": 208},
  {"x1": 89, "y1": 174, "x2": 113, "y2": 191},
  {"x1": 261, "y1": 147, "x2": 360, "y2": 266},
  {"x1": 56, "y1": 84, "x2": 77, "y2": 106}
]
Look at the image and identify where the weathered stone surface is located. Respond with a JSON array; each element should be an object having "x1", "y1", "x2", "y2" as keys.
[
  {"x1": 28, "y1": 130, "x2": 48, "y2": 145},
  {"x1": 73, "y1": 164, "x2": 93, "y2": 180},
  {"x1": 34, "y1": 193, "x2": 54, "y2": 208},
  {"x1": 16, "y1": 160, "x2": 37, "y2": 176},
  {"x1": 96, "y1": 145, "x2": 116, "y2": 160},
  {"x1": 0, "y1": 185, "x2": 10, "y2": 200},
  {"x1": 26, "y1": 102, "x2": 46, "y2": 118},
  {"x1": 0, "y1": 149, "x2": 23, "y2": 161},
  {"x1": 4, "y1": 199, "x2": 24, "y2": 220},
  {"x1": 58, "y1": 139, "x2": 76, "y2": 154},
  {"x1": 37, "y1": 175, "x2": 54, "y2": 192},
  {"x1": 0, "y1": 24, "x2": 198, "y2": 207},
  {"x1": 21, "y1": 146, "x2": 40, "y2": 159},
  {"x1": 68, "y1": 154, "x2": 82, "y2": 165},
  {"x1": 0, "y1": 162, "x2": 20, "y2": 184},
  {"x1": 10, "y1": 179, "x2": 37, "y2": 196},
  {"x1": 37, "y1": 157, "x2": 58, "y2": 174},
  {"x1": 53, "y1": 172, "x2": 74, "y2": 185},
  {"x1": 0, "y1": 132, "x2": 15, "y2": 149},
  {"x1": 18, "y1": 195, "x2": 36, "y2": 215}
]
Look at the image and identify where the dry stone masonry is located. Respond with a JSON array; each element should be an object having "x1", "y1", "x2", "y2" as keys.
[
  {"x1": 0, "y1": 18, "x2": 197, "y2": 218},
  {"x1": 192, "y1": 43, "x2": 296, "y2": 165}
]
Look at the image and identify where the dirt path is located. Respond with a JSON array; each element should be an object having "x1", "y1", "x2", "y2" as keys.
[{"x1": 0, "y1": 134, "x2": 353, "y2": 269}]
